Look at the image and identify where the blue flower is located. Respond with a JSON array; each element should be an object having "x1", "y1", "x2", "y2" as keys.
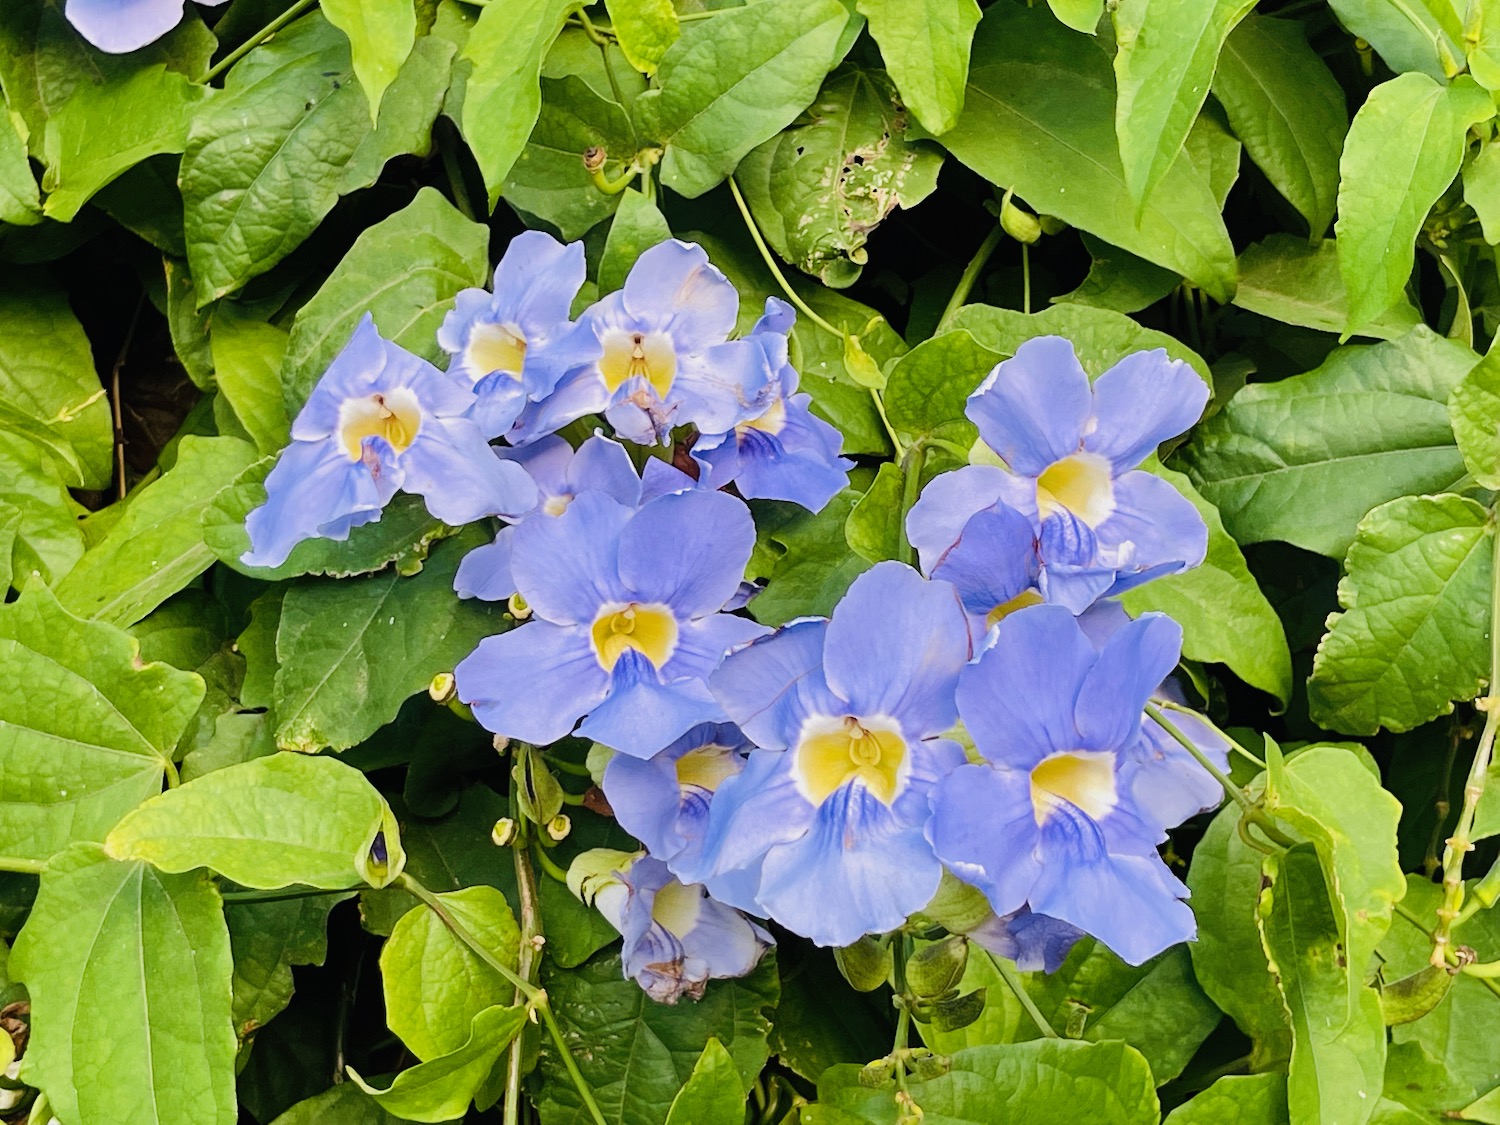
[
  {"x1": 573, "y1": 851, "x2": 772, "y2": 1004},
  {"x1": 928, "y1": 604, "x2": 1195, "y2": 966},
  {"x1": 692, "y1": 299, "x2": 851, "y2": 512},
  {"x1": 514, "y1": 240, "x2": 769, "y2": 445},
  {"x1": 967, "y1": 908, "x2": 1085, "y2": 974},
  {"x1": 242, "y1": 316, "x2": 538, "y2": 569},
  {"x1": 453, "y1": 489, "x2": 767, "y2": 758},
  {"x1": 437, "y1": 231, "x2": 598, "y2": 438},
  {"x1": 919, "y1": 337, "x2": 1209, "y2": 614},
  {"x1": 697, "y1": 563, "x2": 971, "y2": 947},
  {"x1": 66, "y1": 0, "x2": 227, "y2": 54}
]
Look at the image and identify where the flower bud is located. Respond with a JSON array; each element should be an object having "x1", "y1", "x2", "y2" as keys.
[
  {"x1": 834, "y1": 934, "x2": 892, "y2": 992},
  {"x1": 546, "y1": 814, "x2": 572, "y2": 841},
  {"x1": 507, "y1": 593, "x2": 533, "y2": 620},
  {"x1": 428, "y1": 672, "x2": 455, "y2": 703},
  {"x1": 493, "y1": 734, "x2": 511, "y2": 756},
  {"x1": 843, "y1": 335, "x2": 885, "y2": 389},
  {"x1": 491, "y1": 817, "x2": 518, "y2": 847},
  {"x1": 906, "y1": 935, "x2": 969, "y2": 1000},
  {"x1": 582, "y1": 146, "x2": 607, "y2": 173},
  {"x1": 999, "y1": 189, "x2": 1041, "y2": 245}
]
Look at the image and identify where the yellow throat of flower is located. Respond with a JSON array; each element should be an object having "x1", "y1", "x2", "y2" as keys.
[
  {"x1": 675, "y1": 745, "x2": 741, "y2": 792},
  {"x1": 590, "y1": 602, "x2": 679, "y2": 672},
  {"x1": 1035, "y1": 451, "x2": 1115, "y2": 527},
  {"x1": 795, "y1": 715, "x2": 907, "y2": 806},
  {"x1": 1029, "y1": 750, "x2": 1118, "y2": 826},
  {"x1": 599, "y1": 329, "x2": 677, "y2": 398},
  {"x1": 338, "y1": 389, "x2": 422, "y2": 461},
  {"x1": 465, "y1": 321, "x2": 528, "y2": 378}
]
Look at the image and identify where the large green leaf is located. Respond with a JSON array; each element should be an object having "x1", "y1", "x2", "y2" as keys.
[
  {"x1": 382, "y1": 886, "x2": 520, "y2": 1061},
  {"x1": 1335, "y1": 73, "x2": 1493, "y2": 337},
  {"x1": 1258, "y1": 845, "x2": 1386, "y2": 1125},
  {"x1": 536, "y1": 951, "x2": 778, "y2": 1125},
  {"x1": 1308, "y1": 494, "x2": 1493, "y2": 735},
  {"x1": 737, "y1": 65, "x2": 942, "y2": 289},
  {"x1": 1449, "y1": 346, "x2": 1500, "y2": 489},
  {"x1": 105, "y1": 752, "x2": 405, "y2": 890},
  {"x1": 229, "y1": 890, "x2": 349, "y2": 1039},
  {"x1": 268, "y1": 1083, "x2": 423, "y2": 1125},
  {"x1": 1111, "y1": 0, "x2": 1255, "y2": 208},
  {"x1": 1327, "y1": 0, "x2": 1464, "y2": 80},
  {"x1": 0, "y1": 430, "x2": 87, "y2": 586},
  {"x1": 0, "y1": 585, "x2": 203, "y2": 865},
  {"x1": 53, "y1": 436, "x2": 259, "y2": 628},
  {"x1": 854, "y1": 0, "x2": 980, "y2": 135},
  {"x1": 748, "y1": 491, "x2": 873, "y2": 626},
  {"x1": 663, "y1": 1039, "x2": 745, "y2": 1125},
  {"x1": 1211, "y1": 15, "x2": 1348, "y2": 238},
  {"x1": 281, "y1": 187, "x2": 490, "y2": 415},
  {"x1": 604, "y1": 0, "x2": 678, "y2": 74},
  {"x1": 636, "y1": 0, "x2": 850, "y2": 199},
  {"x1": 209, "y1": 306, "x2": 291, "y2": 455},
  {"x1": 10, "y1": 843, "x2": 237, "y2": 1125},
  {"x1": 458, "y1": 0, "x2": 573, "y2": 207},
  {"x1": 1232, "y1": 235, "x2": 1423, "y2": 341},
  {"x1": 881, "y1": 330, "x2": 999, "y2": 441},
  {"x1": 1162, "y1": 1075, "x2": 1288, "y2": 1124},
  {"x1": 272, "y1": 529, "x2": 506, "y2": 752},
  {"x1": 321, "y1": 0, "x2": 416, "y2": 123},
  {"x1": 1122, "y1": 462, "x2": 1292, "y2": 704},
  {"x1": 1180, "y1": 327, "x2": 1475, "y2": 558},
  {"x1": 598, "y1": 187, "x2": 673, "y2": 294},
  {"x1": 939, "y1": 2, "x2": 1235, "y2": 302}
]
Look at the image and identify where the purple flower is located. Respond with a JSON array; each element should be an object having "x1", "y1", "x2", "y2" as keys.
[{"x1": 66, "y1": 0, "x2": 228, "y2": 54}]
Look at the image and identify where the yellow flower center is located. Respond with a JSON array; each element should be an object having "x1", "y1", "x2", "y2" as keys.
[
  {"x1": 338, "y1": 389, "x2": 422, "y2": 461},
  {"x1": 985, "y1": 589, "x2": 1045, "y2": 630},
  {"x1": 465, "y1": 321, "x2": 528, "y2": 379},
  {"x1": 1029, "y1": 750, "x2": 1118, "y2": 826},
  {"x1": 651, "y1": 878, "x2": 703, "y2": 937},
  {"x1": 742, "y1": 396, "x2": 787, "y2": 436},
  {"x1": 1035, "y1": 452, "x2": 1115, "y2": 527},
  {"x1": 675, "y1": 745, "x2": 741, "y2": 792},
  {"x1": 590, "y1": 602, "x2": 679, "y2": 672},
  {"x1": 599, "y1": 329, "x2": 677, "y2": 397},
  {"x1": 795, "y1": 715, "x2": 907, "y2": 806}
]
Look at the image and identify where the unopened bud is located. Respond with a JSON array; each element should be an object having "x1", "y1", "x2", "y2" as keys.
[
  {"x1": 491, "y1": 817, "x2": 518, "y2": 847},
  {"x1": 492, "y1": 734, "x2": 511, "y2": 756},
  {"x1": 582, "y1": 146, "x2": 607, "y2": 173},
  {"x1": 508, "y1": 592, "x2": 532, "y2": 620},
  {"x1": 428, "y1": 672, "x2": 455, "y2": 703},
  {"x1": 843, "y1": 334, "x2": 885, "y2": 389},
  {"x1": 999, "y1": 189, "x2": 1041, "y2": 245},
  {"x1": 546, "y1": 813, "x2": 572, "y2": 841}
]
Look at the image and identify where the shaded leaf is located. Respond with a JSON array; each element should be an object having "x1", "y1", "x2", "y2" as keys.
[
  {"x1": 854, "y1": 0, "x2": 980, "y2": 135},
  {"x1": 1232, "y1": 235, "x2": 1423, "y2": 341}
]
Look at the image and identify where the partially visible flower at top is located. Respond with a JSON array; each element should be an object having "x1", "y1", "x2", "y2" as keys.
[
  {"x1": 437, "y1": 231, "x2": 598, "y2": 439},
  {"x1": 694, "y1": 563, "x2": 971, "y2": 947},
  {"x1": 242, "y1": 316, "x2": 538, "y2": 570},
  {"x1": 928, "y1": 604, "x2": 1195, "y2": 966},
  {"x1": 693, "y1": 298, "x2": 851, "y2": 513},
  {"x1": 914, "y1": 337, "x2": 1209, "y2": 614},
  {"x1": 570, "y1": 850, "x2": 772, "y2": 1004},
  {"x1": 66, "y1": 0, "x2": 227, "y2": 54},
  {"x1": 453, "y1": 489, "x2": 767, "y2": 758},
  {"x1": 513, "y1": 240, "x2": 769, "y2": 445}
]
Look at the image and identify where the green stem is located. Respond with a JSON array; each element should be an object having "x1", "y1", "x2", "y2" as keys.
[
  {"x1": 985, "y1": 951, "x2": 1058, "y2": 1038},
  {"x1": 0, "y1": 856, "x2": 45, "y2": 875},
  {"x1": 1432, "y1": 520, "x2": 1500, "y2": 967},
  {"x1": 1456, "y1": 854, "x2": 1500, "y2": 925},
  {"x1": 589, "y1": 164, "x2": 638, "y2": 195},
  {"x1": 533, "y1": 842, "x2": 570, "y2": 883},
  {"x1": 1021, "y1": 242, "x2": 1032, "y2": 316},
  {"x1": 1157, "y1": 699, "x2": 1267, "y2": 768},
  {"x1": 571, "y1": 6, "x2": 614, "y2": 44},
  {"x1": 871, "y1": 387, "x2": 906, "y2": 459},
  {"x1": 221, "y1": 885, "x2": 360, "y2": 905},
  {"x1": 897, "y1": 441, "x2": 927, "y2": 567},
  {"x1": 203, "y1": 0, "x2": 317, "y2": 81},
  {"x1": 726, "y1": 177, "x2": 843, "y2": 339},
  {"x1": 163, "y1": 756, "x2": 182, "y2": 789},
  {"x1": 504, "y1": 834, "x2": 545, "y2": 1125},
  {"x1": 936, "y1": 222, "x2": 1003, "y2": 333},
  {"x1": 891, "y1": 937, "x2": 912, "y2": 1097},
  {"x1": 1145, "y1": 704, "x2": 1255, "y2": 816}
]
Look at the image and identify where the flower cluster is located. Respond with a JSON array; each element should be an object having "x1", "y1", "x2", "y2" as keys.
[{"x1": 245, "y1": 231, "x2": 1225, "y2": 1000}]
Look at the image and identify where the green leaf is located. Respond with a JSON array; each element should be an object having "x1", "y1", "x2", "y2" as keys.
[
  {"x1": 737, "y1": 64, "x2": 942, "y2": 288},
  {"x1": 1180, "y1": 326, "x2": 1476, "y2": 558},
  {"x1": 281, "y1": 187, "x2": 490, "y2": 415},
  {"x1": 1464, "y1": 140, "x2": 1500, "y2": 243},
  {"x1": 382, "y1": 886, "x2": 520, "y2": 1061},
  {"x1": 1232, "y1": 235, "x2": 1424, "y2": 341},
  {"x1": 1054, "y1": 235, "x2": 1178, "y2": 315},
  {"x1": 349, "y1": 1004, "x2": 528, "y2": 1123},
  {"x1": 1336, "y1": 74, "x2": 1493, "y2": 337},
  {"x1": 53, "y1": 436, "x2": 259, "y2": 627},
  {"x1": 1449, "y1": 346, "x2": 1500, "y2": 488},
  {"x1": 1258, "y1": 845, "x2": 1386, "y2": 1125},
  {"x1": 604, "y1": 0, "x2": 678, "y2": 75},
  {"x1": 768, "y1": 943, "x2": 892, "y2": 1082},
  {"x1": 599, "y1": 188, "x2": 672, "y2": 294},
  {"x1": 1307, "y1": 494, "x2": 1493, "y2": 735},
  {"x1": 1111, "y1": 0, "x2": 1255, "y2": 209},
  {"x1": 1121, "y1": 462, "x2": 1292, "y2": 704},
  {"x1": 749, "y1": 491, "x2": 874, "y2": 626},
  {"x1": 854, "y1": 0, "x2": 980, "y2": 135},
  {"x1": 271, "y1": 529, "x2": 506, "y2": 752},
  {"x1": 502, "y1": 74, "x2": 637, "y2": 241},
  {"x1": 1162, "y1": 1075, "x2": 1288, "y2": 1124},
  {"x1": 845, "y1": 463, "x2": 905, "y2": 564},
  {"x1": 0, "y1": 106, "x2": 40, "y2": 226},
  {"x1": 1048, "y1": 0, "x2": 1105, "y2": 34},
  {"x1": 210, "y1": 305, "x2": 291, "y2": 455},
  {"x1": 10, "y1": 843, "x2": 237, "y2": 1125},
  {"x1": 537, "y1": 950, "x2": 778, "y2": 1125},
  {"x1": 0, "y1": 431, "x2": 86, "y2": 586},
  {"x1": 459, "y1": 0, "x2": 573, "y2": 208},
  {"x1": 268, "y1": 1082, "x2": 424, "y2": 1125},
  {"x1": 940, "y1": 2, "x2": 1236, "y2": 302},
  {"x1": 322, "y1": 0, "x2": 417, "y2": 123},
  {"x1": 1211, "y1": 14, "x2": 1348, "y2": 238},
  {"x1": 229, "y1": 890, "x2": 349, "y2": 1039},
  {"x1": 1327, "y1": 0, "x2": 1464, "y2": 80},
  {"x1": 104, "y1": 752, "x2": 405, "y2": 890},
  {"x1": 0, "y1": 585, "x2": 203, "y2": 865},
  {"x1": 41, "y1": 63, "x2": 208, "y2": 222},
  {"x1": 664, "y1": 1039, "x2": 746, "y2": 1125},
  {"x1": 882, "y1": 330, "x2": 999, "y2": 440},
  {"x1": 636, "y1": 0, "x2": 851, "y2": 199}
]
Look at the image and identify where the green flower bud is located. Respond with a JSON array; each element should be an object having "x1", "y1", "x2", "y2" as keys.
[
  {"x1": 491, "y1": 817, "x2": 518, "y2": 847},
  {"x1": 546, "y1": 813, "x2": 572, "y2": 841},
  {"x1": 834, "y1": 934, "x2": 892, "y2": 992},
  {"x1": 906, "y1": 935, "x2": 969, "y2": 1000},
  {"x1": 508, "y1": 593, "x2": 533, "y2": 620},
  {"x1": 999, "y1": 189, "x2": 1042, "y2": 245}
]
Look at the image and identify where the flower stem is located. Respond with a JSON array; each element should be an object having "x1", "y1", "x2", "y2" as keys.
[
  {"x1": 985, "y1": 950, "x2": 1058, "y2": 1038},
  {"x1": 504, "y1": 834, "x2": 544, "y2": 1125},
  {"x1": 203, "y1": 0, "x2": 317, "y2": 82},
  {"x1": 726, "y1": 177, "x2": 843, "y2": 340},
  {"x1": 1145, "y1": 704, "x2": 1254, "y2": 816},
  {"x1": 936, "y1": 222, "x2": 1003, "y2": 333},
  {"x1": 1156, "y1": 699, "x2": 1267, "y2": 768},
  {"x1": 0, "y1": 855, "x2": 45, "y2": 875},
  {"x1": 1431, "y1": 521, "x2": 1500, "y2": 968}
]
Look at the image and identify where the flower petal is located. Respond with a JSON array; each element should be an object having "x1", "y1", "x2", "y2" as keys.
[
  {"x1": 65, "y1": 0, "x2": 186, "y2": 52},
  {"x1": 578, "y1": 650, "x2": 726, "y2": 759},
  {"x1": 709, "y1": 619, "x2": 837, "y2": 749},
  {"x1": 454, "y1": 528, "x2": 516, "y2": 602},
  {"x1": 455, "y1": 622, "x2": 606, "y2": 744},
  {"x1": 399, "y1": 422, "x2": 538, "y2": 524},
  {"x1": 509, "y1": 491, "x2": 631, "y2": 624},
  {"x1": 1074, "y1": 612, "x2": 1183, "y2": 751},
  {"x1": 622, "y1": 240, "x2": 738, "y2": 351},
  {"x1": 926, "y1": 764, "x2": 1040, "y2": 919},
  {"x1": 618, "y1": 491, "x2": 757, "y2": 618},
  {"x1": 242, "y1": 440, "x2": 390, "y2": 569},
  {"x1": 906, "y1": 465, "x2": 1011, "y2": 573},
  {"x1": 965, "y1": 336, "x2": 1091, "y2": 475},
  {"x1": 1085, "y1": 350, "x2": 1209, "y2": 474}
]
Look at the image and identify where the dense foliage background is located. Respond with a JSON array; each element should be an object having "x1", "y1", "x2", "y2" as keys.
[{"x1": 3, "y1": 0, "x2": 1500, "y2": 1123}]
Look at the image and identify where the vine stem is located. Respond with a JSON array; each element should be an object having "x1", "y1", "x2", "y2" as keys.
[
  {"x1": 1155, "y1": 698, "x2": 1266, "y2": 767},
  {"x1": 203, "y1": 0, "x2": 317, "y2": 82},
  {"x1": 936, "y1": 222, "x2": 1003, "y2": 333},
  {"x1": 1431, "y1": 520, "x2": 1500, "y2": 968},
  {"x1": 0, "y1": 856, "x2": 45, "y2": 875},
  {"x1": 897, "y1": 441, "x2": 927, "y2": 567},
  {"x1": 1145, "y1": 704, "x2": 1254, "y2": 816},
  {"x1": 725, "y1": 177, "x2": 842, "y2": 339},
  {"x1": 504, "y1": 832, "x2": 544, "y2": 1125},
  {"x1": 984, "y1": 951, "x2": 1058, "y2": 1038},
  {"x1": 398, "y1": 872, "x2": 608, "y2": 1125}
]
